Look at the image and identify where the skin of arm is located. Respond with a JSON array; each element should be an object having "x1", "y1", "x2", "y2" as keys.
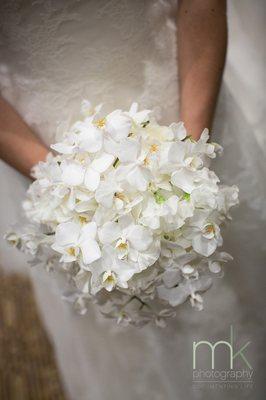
[
  {"x1": 177, "y1": 0, "x2": 227, "y2": 140},
  {"x1": 0, "y1": 96, "x2": 49, "y2": 178}
]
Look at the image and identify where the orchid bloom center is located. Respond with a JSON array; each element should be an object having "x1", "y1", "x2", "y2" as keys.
[
  {"x1": 67, "y1": 247, "x2": 76, "y2": 256},
  {"x1": 94, "y1": 118, "x2": 106, "y2": 128},
  {"x1": 117, "y1": 242, "x2": 128, "y2": 250},
  {"x1": 150, "y1": 144, "x2": 159, "y2": 153},
  {"x1": 102, "y1": 271, "x2": 117, "y2": 291},
  {"x1": 143, "y1": 157, "x2": 150, "y2": 166},
  {"x1": 115, "y1": 192, "x2": 125, "y2": 201},
  {"x1": 105, "y1": 275, "x2": 115, "y2": 284},
  {"x1": 203, "y1": 224, "x2": 215, "y2": 234},
  {"x1": 75, "y1": 153, "x2": 87, "y2": 164},
  {"x1": 78, "y1": 216, "x2": 88, "y2": 224}
]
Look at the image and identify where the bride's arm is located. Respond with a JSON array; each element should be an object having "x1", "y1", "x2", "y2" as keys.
[
  {"x1": 177, "y1": 0, "x2": 227, "y2": 140},
  {"x1": 0, "y1": 96, "x2": 48, "y2": 178}
]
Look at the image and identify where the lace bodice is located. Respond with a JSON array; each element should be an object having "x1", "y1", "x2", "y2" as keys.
[{"x1": 0, "y1": 0, "x2": 178, "y2": 145}]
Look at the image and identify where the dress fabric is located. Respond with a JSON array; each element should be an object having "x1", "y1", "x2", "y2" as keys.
[{"x1": 0, "y1": 1, "x2": 265, "y2": 400}]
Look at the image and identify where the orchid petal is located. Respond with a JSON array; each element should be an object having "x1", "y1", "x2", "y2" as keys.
[
  {"x1": 98, "y1": 222, "x2": 121, "y2": 244},
  {"x1": 54, "y1": 221, "x2": 80, "y2": 246},
  {"x1": 61, "y1": 162, "x2": 85, "y2": 186},
  {"x1": 80, "y1": 239, "x2": 101, "y2": 265},
  {"x1": 84, "y1": 168, "x2": 100, "y2": 191},
  {"x1": 90, "y1": 153, "x2": 115, "y2": 173}
]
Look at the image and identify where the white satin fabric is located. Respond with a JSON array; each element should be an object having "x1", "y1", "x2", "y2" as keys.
[{"x1": 0, "y1": 1, "x2": 265, "y2": 399}]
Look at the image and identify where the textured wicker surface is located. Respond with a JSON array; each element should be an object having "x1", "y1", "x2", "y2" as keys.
[{"x1": 0, "y1": 270, "x2": 66, "y2": 400}]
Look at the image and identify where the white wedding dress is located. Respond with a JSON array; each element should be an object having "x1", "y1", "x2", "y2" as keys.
[{"x1": 0, "y1": 1, "x2": 265, "y2": 399}]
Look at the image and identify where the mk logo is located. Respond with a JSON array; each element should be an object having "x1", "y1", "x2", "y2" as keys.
[{"x1": 193, "y1": 325, "x2": 252, "y2": 370}]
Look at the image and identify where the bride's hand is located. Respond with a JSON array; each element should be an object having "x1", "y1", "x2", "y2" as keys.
[{"x1": 0, "y1": 96, "x2": 49, "y2": 178}]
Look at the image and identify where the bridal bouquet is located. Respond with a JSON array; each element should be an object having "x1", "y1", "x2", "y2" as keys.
[{"x1": 6, "y1": 101, "x2": 239, "y2": 327}]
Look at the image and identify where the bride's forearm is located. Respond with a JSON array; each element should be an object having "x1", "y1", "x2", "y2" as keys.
[
  {"x1": 177, "y1": 0, "x2": 227, "y2": 140},
  {"x1": 0, "y1": 97, "x2": 49, "y2": 178}
]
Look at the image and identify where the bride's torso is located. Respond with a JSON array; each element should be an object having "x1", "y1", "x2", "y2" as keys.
[{"x1": 0, "y1": 0, "x2": 178, "y2": 144}]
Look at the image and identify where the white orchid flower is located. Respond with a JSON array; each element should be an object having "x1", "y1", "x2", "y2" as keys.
[
  {"x1": 216, "y1": 185, "x2": 239, "y2": 216},
  {"x1": 198, "y1": 251, "x2": 233, "y2": 274},
  {"x1": 52, "y1": 221, "x2": 101, "y2": 265},
  {"x1": 95, "y1": 169, "x2": 125, "y2": 208},
  {"x1": 140, "y1": 194, "x2": 194, "y2": 232},
  {"x1": 105, "y1": 109, "x2": 132, "y2": 141},
  {"x1": 171, "y1": 167, "x2": 219, "y2": 194},
  {"x1": 83, "y1": 152, "x2": 115, "y2": 191},
  {"x1": 80, "y1": 100, "x2": 103, "y2": 117},
  {"x1": 184, "y1": 211, "x2": 223, "y2": 257},
  {"x1": 159, "y1": 139, "x2": 202, "y2": 173},
  {"x1": 123, "y1": 162, "x2": 151, "y2": 192},
  {"x1": 157, "y1": 275, "x2": 212, "y2": 307},
  {"x1": 70, "y1": 117, "x2": 104, "y2": 153},
  {"x1": 31, "y1": 153, "x2": 62, "y2": 185},
  {"x1": 104, "y1": 133, "x2": 152, "y2": 192},
  {"x1": 115, "y1": 146, "x2": 152, "y2": 192},
  {"x1": 51, "y1": 116, "x2": 103, "y2": 155},
  {"x1": 60, "y1": 152, "x2": 114, "y2": 192},
  {"x1": 167, "y1": 122, "x2": 187, "y2": 141},
  {"x1": 126, "y1": 102, "x2": 151, "y2": 125},
  {"x1": 5, "y1": 223, "x2": 45, "y2": 256},
  {"x1": 194, "y1": 129, "x2": 221, "y2": 159},
  {"x1": 190, "y1": 186, "x2": 217, "y2": 209},
  {"x1": 105, "y1": 136, "x2": 139, "y2": 162},
  {"x1": 62, "y1": 187, "x2": 95, "y2": 213},
  {"x1": 61, "y1": 160, "x2": 85, "y2": 186},
  {"x1": 89, "y1": 245, "x2": 138, "y2": 293},
  {"x1": 98, "y1": 215, "x2": 158, "y2": 271}
]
